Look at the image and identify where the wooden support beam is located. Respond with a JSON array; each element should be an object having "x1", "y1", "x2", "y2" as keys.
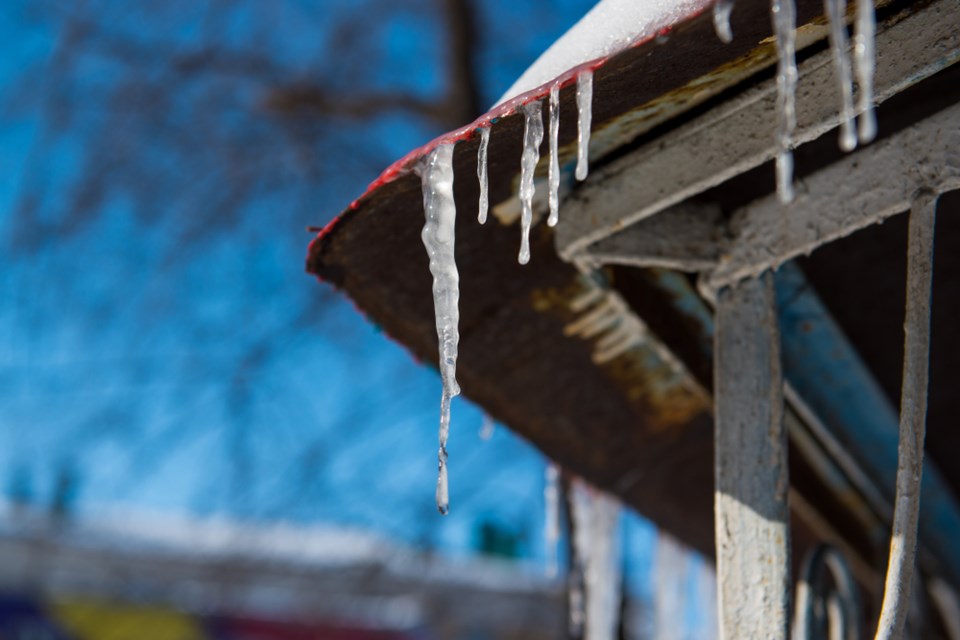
[
  {"x1": 556, "y1": 0, "x2": 960, "y2": 262},
  {"x1": 708, "y1": 101, "x2": 960, "y2": 290},
  {"x1": 714, "y1": 272, "x2": 790, "y2": 639}
]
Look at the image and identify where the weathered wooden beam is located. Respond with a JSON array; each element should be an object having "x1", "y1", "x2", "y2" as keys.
[
  {"x1": 714, "y1": 273, "x2": 791, "y2": 639},
  {"x1": 556, "y1": 0, "x2": 960, "y2": 262},
  {"x1": 708, "y1": 100, "x2": 960, "y2": 289},
  {"x1": 574, "y1": 202, "x2": 722, "y2": 272}
]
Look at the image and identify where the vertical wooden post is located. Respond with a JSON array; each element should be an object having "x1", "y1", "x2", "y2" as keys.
[{"x1": 714, "y1": 272, "x2": 791, "y2": 639}]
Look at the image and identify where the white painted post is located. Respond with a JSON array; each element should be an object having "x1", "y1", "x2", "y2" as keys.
[{"x1": 714, "y1": 272, "x2": 791, "y2": 640}]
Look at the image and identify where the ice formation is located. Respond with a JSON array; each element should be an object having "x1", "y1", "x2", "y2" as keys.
[
  {"x1": 417, "y1": 143, "x2": 461, "y2": 515},
  {"x1": 576, "y1": 70, "x2": 594, "y2": 181},
  {"x1": 654, "y1": 533, "x2": 689, "y2": 640},
  {"x1": 771, "y1": 0, "x2": 798, "y2": 203},
  {"x1": 826, "y1": 0, "x2": 862, "y2": 151},
  {"x1": 477, "y1": 126, "x2": 491, "y2": 224},
  {"x1": 570, "y1": 480, "x2": 623, "y2": 640},
  {"x1": 479, "y1": 413, "x2": 495, "y2": 440},
  {"x1": 854, "y1": 0, "x2": 877, "y2": 143},
  {"x1": 824, "y1": 0, "x2": 857, "y2": 151},
  {"x1": 545, "y1": 463, "x2": 561, "y2": 577},
  {"x1": 547, "y1": 83, "x2": 562, "y2": 227},
  {"x1": 713, "y1": 0, "x2": 734, "y2": 43},
  {"x1": 519, "y1": 100, "x2": 544, "y2": 265},
  {"x1": 402, "y1": 0, "x2": 882, "y2": 524}
]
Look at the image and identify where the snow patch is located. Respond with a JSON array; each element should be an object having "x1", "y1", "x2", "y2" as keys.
[{"x1": 495, "y1": 0, "x2": 712, "y2": 106}]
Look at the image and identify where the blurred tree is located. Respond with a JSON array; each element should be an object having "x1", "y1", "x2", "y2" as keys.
[{"x1": 0, "y1": 0, "x2": 594, "y2": 553}]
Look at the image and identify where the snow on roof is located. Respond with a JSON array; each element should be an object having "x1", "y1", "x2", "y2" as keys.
[{"x1": 495, "y1": 0, "x2": 713, "y2": 106}]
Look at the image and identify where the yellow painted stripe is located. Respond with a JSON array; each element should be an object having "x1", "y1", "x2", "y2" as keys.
[{"x1": 50, "y1": 598, "x2": 208, "y2": 640}]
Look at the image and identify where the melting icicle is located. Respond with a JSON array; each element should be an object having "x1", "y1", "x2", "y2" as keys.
[
  {"x1": 772, "y1": 0, "x2": 798, "y2": 203},
  {"x1": 713, "y1": 0, "x2": 735, "y2": 43},
  {"x1": 545, "y1": 463, "x2": 560, "y2": 578},
  {"x1": 854, "y1": 0, "x2": 877, "y2": 143},
  {"x1": 575, "y1": 70, "x2": 593, "y2": 182},
  {"x1": 477, "y1": 127, "x2": 490, "y2": 224},
  {"x1": 418, "y1": 142, "x2": 461, "y2": 516},
  {"x1": 519, "y1": 100, "x2": 544, "y2": 265},
  {"x1": 479, "y1": 414, "x2": 495, "y2": 440},
  {"x1": 547, "y1": 82, "x2": 561, "y2": 227},
  {"x1": 570, "y1": 480, "x2": 622, "y2": 640},
  {"x1": 825, "y1": 0, "x2": 857, "y2": 151}
]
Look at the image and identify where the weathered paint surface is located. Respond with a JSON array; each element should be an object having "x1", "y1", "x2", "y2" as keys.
[
  {"x1": 714, "y1": 273, "x2": 790, "y2": 640},
  {"x1": 557, "y1": 0, "x2": 960, "y2": 261}
]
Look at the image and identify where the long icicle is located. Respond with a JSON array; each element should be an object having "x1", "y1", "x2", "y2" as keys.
[
  {"x1": 477, "y1": 126, "x2": 490, "y2": 224},
  {"x1": 548, "y1": 82, "x2": 561, "y2": 228},
  {"x1": 771, "y1": 0, "x2": 798, "y2": 203},
  {"x1": 545, "y1": 463, "x2": 560, "y2": 577},
  {"x1": 854, "y1": 0, "x2": 877, "y2": 143},
  {"x1": 575, "y1": 70, "x2": 593, "y2": 182},
  {"x1": 519, "y1": 100, "x2": 543, "y2": 265},
  {"x1": 824, "y1": 0, "x2": 857, "y2": 151},
  {"x1": 418, "y1": 142, "x2": 461, "y2": 515},
  {"x1": 570, "y1": 480, "x2": 622, "y2": 640},
  {"x1": 875, "y1": 193, "x2": 938, "y2": 640},
  {"x1": 713, "y1": 0, "x2": 735, "y2": 43}
]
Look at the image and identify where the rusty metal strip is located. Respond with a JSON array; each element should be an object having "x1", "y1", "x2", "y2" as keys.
[
  {"x1": 875, "y1": 193, "x2": 937, "y2": 640},
  {"x1": 556, "y1": 0, "x2": 960, "y2": 262},
  {"x1": 714, "y1": 272, "x2": 790, "y2": 639}
]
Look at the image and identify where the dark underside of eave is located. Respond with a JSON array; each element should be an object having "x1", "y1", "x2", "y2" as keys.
[{"x1": 306, "y1": 0, "x2": 959, "y2": 562}]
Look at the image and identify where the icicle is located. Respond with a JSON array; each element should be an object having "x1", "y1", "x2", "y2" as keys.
[
  {"x1": 545, "y1": 463, "x2": 560, "y2": 578},
  {"x1": 417, "y1": 142, "x2": 461, "y2": 516},
  {"x1": 825, "y1": 0, "x2": 857, "y2": 151},
  {"x1": 854, "y1": 0, "x2": 877, "y2": 143},
  {"x1": 570, "y1": 480, "x2": 622, "y2": 640},
  {"x1": 479, "y1": 414, "x2": 495, "y2": 440},
  {"x1": 575, "y1": 70, "x2": 593, "y2": 182},
  {"x1": 772, "y1": 0, "x2": 798, "y2": 203},
  {"x1": 713, "y1": 0, "x2": 735, "y2": 43},
  {"x1": 547, "y1": 82, "x2": 561, "y2": 227},
  {"x1": 654, "y1": 533, "x2": 689, "y2": 640},
  {"x1": 477, "y1": 126, "x2": 490, "y2": 224},
  {"x1": 519, "y1": 100, "x2": 544, "y2": 265}
]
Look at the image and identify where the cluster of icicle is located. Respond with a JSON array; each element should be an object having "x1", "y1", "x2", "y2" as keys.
[
  {"x1": 414, "y1": 2, "x2": 881, "y2": 633},
  {"x1": 418, "y1": 69, "x2": 594, "y2": 514},
  {"x1": 489, "y1": 69, "x2": 594, "y2": 264},
  {"x1": 421, "y1": 0, "x2": 881, "y2": 512},
  {"x1": 713, "y1": 0, "x2": 877, "y2": 203}
]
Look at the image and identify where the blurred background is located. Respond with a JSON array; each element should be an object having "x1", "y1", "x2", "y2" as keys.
[{"x1": 0, "y1": 0, "x2": 714, "y2": 637}]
